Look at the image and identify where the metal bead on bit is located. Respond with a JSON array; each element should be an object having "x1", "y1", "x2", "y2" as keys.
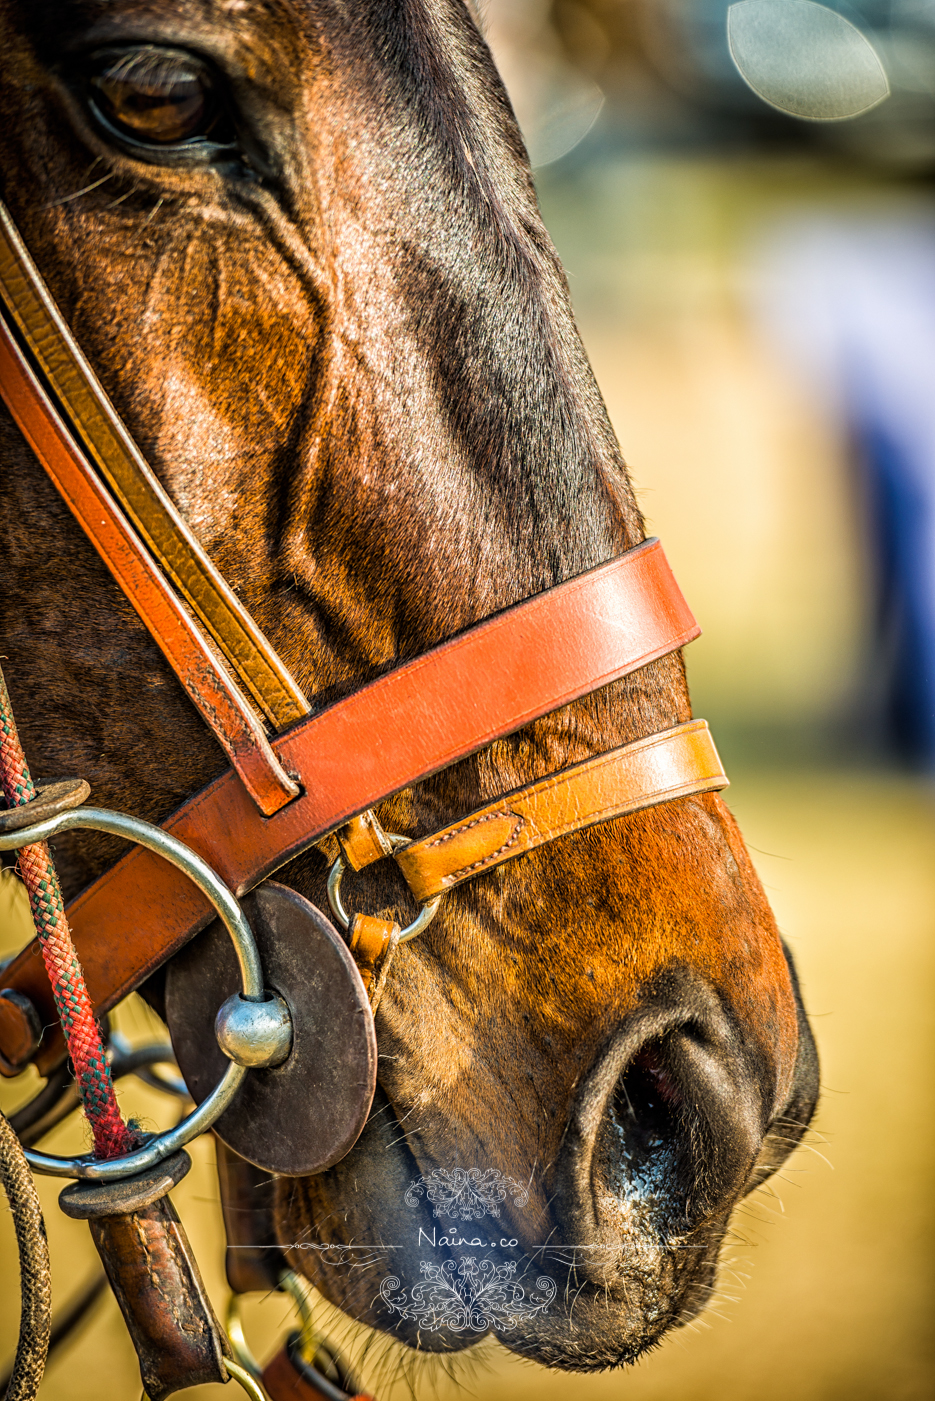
[{"x1": 215, "y1": 993, "x2": 293, "y2": 1068}]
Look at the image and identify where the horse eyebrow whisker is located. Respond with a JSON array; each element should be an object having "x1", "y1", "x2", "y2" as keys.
[
  {"x1": 41, "y1": 170, "x2": 117, "y2": 209},
  {"x1": 104, "y1": 184, "x2": 141, "y2": 211},
  {"x1": 142, "y1": 196, "x2": 165, "y2": 228}
]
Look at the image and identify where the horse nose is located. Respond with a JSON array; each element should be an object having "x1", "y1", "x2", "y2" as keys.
[{"x1": 558, "y1": 982, "x2": 775, "y2": 1252}]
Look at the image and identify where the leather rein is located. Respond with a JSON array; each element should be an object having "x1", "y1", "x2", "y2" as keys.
[{"x1": 0, "y1": 197, "x2": 728, "y2": 1077}]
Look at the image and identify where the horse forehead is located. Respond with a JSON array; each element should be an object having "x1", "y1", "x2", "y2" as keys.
[{"x1": 34, "y1": 0, "x2": 454, "y2": 74}]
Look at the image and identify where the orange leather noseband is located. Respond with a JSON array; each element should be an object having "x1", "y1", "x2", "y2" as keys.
[{"x1": 0, "y1": 539, "x2": 722, "y2": 1075}]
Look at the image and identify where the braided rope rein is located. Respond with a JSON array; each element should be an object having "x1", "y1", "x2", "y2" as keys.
[
  {"x1": 0, "y1": 663, "x2": 136, "y2": 1159},
  {"x1": 0, "y1": 1108, "x2": 52, "y2": 1401}
]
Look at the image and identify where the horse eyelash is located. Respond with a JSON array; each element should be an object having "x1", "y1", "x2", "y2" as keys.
[
  {"x1": 40, "y1": 168, "x2": 116, "y2": 210},
  {"x1": 104, "y1": 182, "x2": 142, "y2": 211},
  {"x1": 141, "y1": 196, "x2": 165, "y2": 228},
  {"x1": 99, "y1": 48, "x2": 201, "y2": 88}
]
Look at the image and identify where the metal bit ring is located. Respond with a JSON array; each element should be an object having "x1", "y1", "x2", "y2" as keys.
[{"x1": 0, "y1": 805, "x2": 287, "y2": 1180}]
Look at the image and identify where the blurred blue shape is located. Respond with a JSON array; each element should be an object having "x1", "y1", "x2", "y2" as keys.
[{"x1": 753, "y1": 210, "x2": 935, "y2": 762}]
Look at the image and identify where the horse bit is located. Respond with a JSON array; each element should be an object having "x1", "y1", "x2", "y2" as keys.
[{"x1": 0, "y1": 197, "x2": 728, "y2": 1401}]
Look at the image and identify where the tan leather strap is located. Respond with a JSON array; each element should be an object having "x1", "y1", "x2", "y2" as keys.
[
  {"x1": 0, "y1": 200, "x2": 308, "y2": 731},
  {"x1": 0, "y1": 313, "x2": 299, "y2": 817},
  {"x1": 346, "y1": 719, "x2": 726, "y2": 902},
  {"x1": 0, "y1": 539, "x2": 702, "y2": 1074},
  {"x1": 347, "y1": 915, "x2": 401, "y2": 1011},
  {"x1": 337, "y1": 810, "x2": 396, "y2": 871}
]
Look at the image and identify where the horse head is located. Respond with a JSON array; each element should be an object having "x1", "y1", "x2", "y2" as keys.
[{"x1": 0, "y1": 0, "x2": 818, "y2": 1370}]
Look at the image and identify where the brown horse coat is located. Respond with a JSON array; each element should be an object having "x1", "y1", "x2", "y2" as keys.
[{"x1": 0, "y1": 0, "x2": 818, "y2": 1369}]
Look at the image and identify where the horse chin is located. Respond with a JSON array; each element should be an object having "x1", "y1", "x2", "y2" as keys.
[
  {"x1": 276, "y1": 1087, "x2": 727, "y2": 1368},
  {"x1": 491, "y1": 1244, "x2": 723, "y2": 1370}
]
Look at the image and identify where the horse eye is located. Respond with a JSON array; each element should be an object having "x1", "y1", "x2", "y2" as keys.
[{"x1": 88, "y1": 48, "x2": 228, "y2": 147}]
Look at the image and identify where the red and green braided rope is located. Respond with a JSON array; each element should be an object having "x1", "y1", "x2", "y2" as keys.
[{"x1": 0, "y1": 663, "x2": 136, "y2": 1159}]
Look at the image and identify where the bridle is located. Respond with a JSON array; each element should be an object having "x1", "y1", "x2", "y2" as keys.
[{"x1": 0, "y1": 195, "x2": 728, "y2": 1399}]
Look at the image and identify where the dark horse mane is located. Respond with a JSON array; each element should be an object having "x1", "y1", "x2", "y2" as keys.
[{"x1": 0, "y1": 0, "x2": 817, "y2": 1378}]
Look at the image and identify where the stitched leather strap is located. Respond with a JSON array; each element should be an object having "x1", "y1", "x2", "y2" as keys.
[
  {"x1": 0, "y1": 199, "x2": 308, "y2": 731},
  {"x1": 0, "y1": 539, "x2": 700, "y2": 1074},
  {"x1": 393, "y1": 720, "x2": 727, "y2": 902},
  {"x1": 0, "y1": 313, "x2": 300, "y2": 818}
]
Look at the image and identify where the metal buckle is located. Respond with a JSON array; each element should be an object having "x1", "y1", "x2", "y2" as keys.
[{"x1": 326, "y1": 832, "x2": 441, "y2": 944}]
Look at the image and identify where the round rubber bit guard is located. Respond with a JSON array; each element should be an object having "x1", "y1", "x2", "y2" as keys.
[{"x1": 165, "y1": 881, "x2": 377, "y2": 1176}]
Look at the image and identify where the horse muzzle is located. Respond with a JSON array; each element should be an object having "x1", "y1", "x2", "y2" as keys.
[{"x1": 276, "y1": 960, "x2": 817, "y2": 1370}]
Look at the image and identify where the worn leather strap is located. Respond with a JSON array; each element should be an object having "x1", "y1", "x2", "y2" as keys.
[
  {"x1": 393, "y1": 720, "x2": 727, "y2": 902},
  {"x1": 347, "y1": 915, "x2": 401, "y2": 1011},
  {"x1": 0, "y1": 314, "x2": 299, "y2": 818},
  {"x1": 86, "y1": 1198, "x2": 231, "y2": 1401},
  {"x1": 0, "y1": 538, "x2": 699, "y2": 1074},
  {"x1": 262, "y1": 1340, "x2": 372, "y2": 1401},
  {"x1": 337, "y1": 810, "x2": 396, "y2": 872},
  {"x1": 0, "y1": 199, "x2": 308, "y2": 730}
]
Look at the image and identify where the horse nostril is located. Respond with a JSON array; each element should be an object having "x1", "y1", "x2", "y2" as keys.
[
  {"x1": 601, "y1": 1024, "x2": 765, "y2": 1230},
  {"x1": 562, "y1": 982, "x2": 774, "y2": 1261},
  {"x1": 603, "y1": 1036, "x2": 693, "y2": 1227},
  {"x1": 612, "y1": 1042, "x2": 682, "y2": 1154}
]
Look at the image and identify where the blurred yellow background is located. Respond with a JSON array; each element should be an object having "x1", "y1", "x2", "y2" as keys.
[{"x1": 3, "y1": 4, "x2": 935, "y2": 1398}]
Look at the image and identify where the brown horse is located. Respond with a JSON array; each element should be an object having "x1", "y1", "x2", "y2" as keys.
[{"x1": 0, "y1": 0, "x2": 818, "y2": 1375}]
